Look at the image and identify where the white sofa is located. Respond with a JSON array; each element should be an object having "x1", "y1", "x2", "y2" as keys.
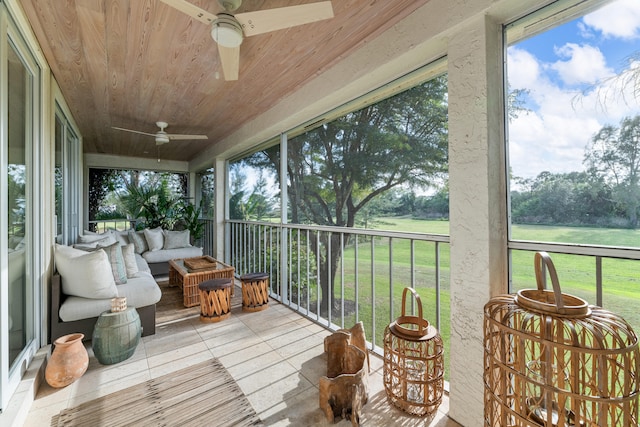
[
  {"x1": 142, "y1": 246, "x2": 203, "y2": 276},
  {"x1": 76, "y1": 228, "x2": 203, "y2": 277},
  {"x1": 99, "y1": 228, "x2": 203, "y2": 277},
  {"x1": 51, "y1": 241, "x2": 164, "y2": 342}
]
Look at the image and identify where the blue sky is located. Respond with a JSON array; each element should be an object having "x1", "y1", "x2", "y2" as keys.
[{"x1": 507, "y1": 0, "x2": 640, "y2": 180}]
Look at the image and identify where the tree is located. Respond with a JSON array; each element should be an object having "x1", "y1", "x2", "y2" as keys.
[
  {"x1": 577, "y1": 51, "x2": 640, "y2": 111},
  {"x1": 118, "y1": 179, "x2": 181, "y2": 229},
  {"x1": 200, "y1": 170, "x2": 215, "y2": 218},
  {"x1": 88, "y1": 169, "x2": 119, "y2": 230},
  {"x1": 584, "y1": 115, "x2": 640, "y2": 227},
  {"x1": 229, "y1": 164, "x2": 275, "y2": 221},
  {"x1": 507, "y1": 87, "x2": 531, "y2": 120},
  {"x1": 246, "y1": 75, "x2": 449, "y2": 313}
]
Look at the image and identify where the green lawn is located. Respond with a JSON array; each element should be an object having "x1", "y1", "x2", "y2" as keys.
[{"x1": 310, "y1": 218, "x2": 640, "y2": 381}]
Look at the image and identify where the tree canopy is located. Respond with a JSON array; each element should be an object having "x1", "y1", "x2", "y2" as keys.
[
  {"x1": 584, "y1": 115, "x2": 640, "y2": 227},
  {"x1": 243, "y1": 75, "x2": 449, "y2": 311}
]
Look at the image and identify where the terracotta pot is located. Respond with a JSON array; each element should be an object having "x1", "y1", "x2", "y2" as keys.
[{"x1": 45, "y1": 333, "x2": 89, "y2": 388}]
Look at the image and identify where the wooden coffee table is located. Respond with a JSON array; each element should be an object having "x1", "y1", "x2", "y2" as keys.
[{"x1": 168, "y1": 256, "x2": 235, "y2": 307}]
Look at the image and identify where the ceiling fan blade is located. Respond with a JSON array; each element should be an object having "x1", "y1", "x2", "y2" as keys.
[
  {"x1": 167, "y1": 134, "x2": 209, "y2": 140},
  {"x1": 158, "y1": 0, "x2": 217, "y2": 25},
  {"x1": 235, "y1": 1, "x2": 334, "y2": 37},
  {"x1": 218, "y1": 44, "x2": 240, "y2": 81},
  {"x1": 112, "y1": 127, "x2": 157, "y2": 137}
]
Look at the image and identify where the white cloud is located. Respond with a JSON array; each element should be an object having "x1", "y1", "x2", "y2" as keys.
[
  {"x1": 507, "y1": 48, "x2": 540, "y2": 89},
  {"x1": 582, "y1": 0, "x2": 640, "y2": 40},
  {"x1": 507, "y1": 45, "x2": 640, "y2": 180},
  {"x1": 550, "y1": 43, "x2": 614, "y2": 86}
]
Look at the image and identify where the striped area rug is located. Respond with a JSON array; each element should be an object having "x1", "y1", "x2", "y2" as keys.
[{"x1": 51, "y1": 359, "x2": 263, "y2": 427}]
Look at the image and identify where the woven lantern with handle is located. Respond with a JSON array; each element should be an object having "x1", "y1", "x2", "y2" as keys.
[
  {"x1": 383, "y1": 287, "x2": 444, "y2": 417},
  {"x1": 484, "y1": 251, "x2": 640, "y2": 426}
]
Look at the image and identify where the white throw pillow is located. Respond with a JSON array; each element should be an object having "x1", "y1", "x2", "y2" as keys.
[
  {"x1": 128, "y1": 230, "x2": 148, "y2": 254},
  {"x1": 143, "y1": 227, "x2": 164, "y2": 251},
  {"x1": 55, "y1": 244, "x2": 118, "y2": 299},
  {"x1": 97, "y1": 241, "x2": 128, "y2": 285},
  {"x1": 121, "y1": 243, "x2": 139, "y2": 278},
  {"x1": 78, "y1": 230, "x2": 116, "y2": 245},
  {"x1": 115, "y1": 230, "x2": 131, "y2": 246},
  {"x1": 163, "y1": 230, "x2": 190, "y2": 249},
  {"x1": 73, "y1": 236, "x2": 113, "y2": 250}
]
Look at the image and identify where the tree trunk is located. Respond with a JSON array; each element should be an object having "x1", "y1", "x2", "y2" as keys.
[{"x1": 314, "y1": 233, "x2": 351, "y2": 316}]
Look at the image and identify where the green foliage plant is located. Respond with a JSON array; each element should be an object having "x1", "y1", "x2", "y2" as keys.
[
  {"x1": 117, "y1": 179, "x2": 204, "y2": 243},
  {"x1": 176, "y1": 201, "x2": 205, "y2": 244}
]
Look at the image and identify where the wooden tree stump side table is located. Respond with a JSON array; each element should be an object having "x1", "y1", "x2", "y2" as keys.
[
  {"x1": 198, "y1": 278, "x2": 233, "y2": 323},
  {"x1": 240, "y1": 273, "x2": 270, "y2": 312}
]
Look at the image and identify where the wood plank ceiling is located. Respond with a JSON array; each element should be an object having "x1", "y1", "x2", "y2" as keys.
[{"x1": 19, "y1": 0, "x2": 430, "y2": 163}]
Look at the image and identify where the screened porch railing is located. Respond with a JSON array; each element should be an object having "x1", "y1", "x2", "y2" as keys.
[
  {"x1": 222, "y1": 219, "x2": 451, "y2": 359},
  {"x1": 89, "y1": 218, "x2": 640, "y2": 360},
  {"x1": 217, "y1": 219, "x2": 640, "y2": 361}
]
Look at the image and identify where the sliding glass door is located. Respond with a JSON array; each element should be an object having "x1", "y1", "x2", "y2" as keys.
[{"x1": 1, "y1": 4, "x2": 42, "y2": 410}]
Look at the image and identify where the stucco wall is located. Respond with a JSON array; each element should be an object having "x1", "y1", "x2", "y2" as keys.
[{"x1": 447, "y1": 13, "x2": 508, "y2": 426}]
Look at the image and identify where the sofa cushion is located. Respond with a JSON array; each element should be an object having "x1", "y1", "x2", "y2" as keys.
[
  {"x1": 144, "y1": 227, "x2": 164, "y2": 251},
  {"x1": 73, "y1": 236, "x2": 113, "y2": 250},
  {"x1": 59, "y1": 271, "x2": 161, "y2": 322},
  {"x1": 163, "y1": 230, "x2": 190, "y2": 249},
  {"x1": 98, "y1": 241, "x2": 128, "y2": 284},
  {"x1": 142, "y1": 246, "x2": 203, "y2": 264},
  {"x1": 122, "y1": 243, "x2": 139, "y2": 278},
  {"x1": 115, "y1": 230, "x2": 131, "y2": 246},
  {"x1": 55, "y1": 244, "x2": 119, "y2": 299},
  {"x1": 77, "y1": 230, "x2": 117, "y2": 246},
  {"x1": 128, "y1": 230, "x2": 148, "y2": 254},
  {"x1": 135, "y1": 253, "x2": 151, "y2": 274}
]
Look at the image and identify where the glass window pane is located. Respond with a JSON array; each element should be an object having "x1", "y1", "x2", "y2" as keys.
[
  {"x1": 55, "y1": 115, "x2": 63, "y2": 243},
  {"x1": 286, "y1": 76, "x2": 449, "y2": 230},
  {"x1": 507, "y1": 0, "x2": 640, "y2": 246},
  {"x1": 7, "y1": 42, "x2": 32, "y2": 368},
  {"x1": 229, "y1": 150, "x2": 280, "y2": 222}
]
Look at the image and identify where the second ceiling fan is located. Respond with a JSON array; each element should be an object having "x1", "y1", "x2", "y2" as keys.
[{"x1": 159, "y1": 0, "x2": 334, "y2": 81}]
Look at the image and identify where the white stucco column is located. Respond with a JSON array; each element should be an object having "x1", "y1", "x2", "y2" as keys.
[
  {"x1": 447, "y1": 14, "x2": 508, "y2": 426},
  {"x1": 214, "y1": 158, "x2": 226, "y2": 261}
]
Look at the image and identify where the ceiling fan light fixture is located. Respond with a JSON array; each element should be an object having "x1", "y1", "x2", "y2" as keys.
[
  {"x1": 211, "y1": 14, "x2": 243, "y2": 48},
  {"x1": 155, "y1": 133, "x2": 170, "y2": 145}
]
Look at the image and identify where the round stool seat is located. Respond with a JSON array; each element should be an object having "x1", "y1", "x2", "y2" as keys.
[
  {"x1": 240, "y1": 272, "x2": 269, "y2": 282},
  {"x1": 199, "y1": 278, "x2": 232, "y2": 291},
  {"x1": 198, "y1": 278, "x2": 233, "y2": 323},
  {"x1": 240, "y1": 272, "x2": 270, "y2": 312}
]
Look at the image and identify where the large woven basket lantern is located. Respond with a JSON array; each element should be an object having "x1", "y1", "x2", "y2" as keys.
[
  {"x1": 484, "y1": 252, "x2": 640, "y2": 426},
  {"x1": 383, "y1": 287, "x2": 444, "y2": 417}
]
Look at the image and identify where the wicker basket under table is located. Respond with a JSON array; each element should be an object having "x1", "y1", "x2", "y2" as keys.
[{"x1": 169, "y1": 257, "x2": 235, "y2": 307}]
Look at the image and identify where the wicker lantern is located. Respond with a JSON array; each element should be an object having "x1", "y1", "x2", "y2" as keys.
[
  {"x1": 484, "y1": 252, "x2": 640, "y2": 426},
  {"x1": 383, "y1": 287, "x2": 444, "y2": 416}
]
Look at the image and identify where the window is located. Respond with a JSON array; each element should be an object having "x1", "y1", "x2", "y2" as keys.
[
  {"x1": 505, "y1": 0, "x2": 640, "y2": 331},
  {"x1": 507, "y1": 0, "x2": 640, "y2": 241},
  {"x1": 54, "y1": 104, "x2": 81, "y2": 245}
]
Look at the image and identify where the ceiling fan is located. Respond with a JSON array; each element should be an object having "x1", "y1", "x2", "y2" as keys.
[
  {"x1": 112, "y1": 121, "x2": 208, "y2": 145},
  {"x1": 159, "y1": 0, "x2": 334, "y2": 81}
]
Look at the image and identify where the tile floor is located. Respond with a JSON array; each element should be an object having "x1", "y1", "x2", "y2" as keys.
[{"x1": 24, "y1": 292, "x2": 461, "y2": 426}]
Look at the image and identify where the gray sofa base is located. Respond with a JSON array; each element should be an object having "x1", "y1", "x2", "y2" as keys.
[
  {"x1": 49, "y1": 274, "x2": 156, "y2": 344},
  {"x1": 148, "y1": 261, "x2": 169, "y2": 277}
]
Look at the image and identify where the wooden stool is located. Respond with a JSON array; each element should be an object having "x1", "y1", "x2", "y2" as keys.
[
  {"x1": 240, "y1": 273, "x2": 269, "y2": 312},
  {"x1": 198, "y1": 278, "x2": 232, "y2": 322}
]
